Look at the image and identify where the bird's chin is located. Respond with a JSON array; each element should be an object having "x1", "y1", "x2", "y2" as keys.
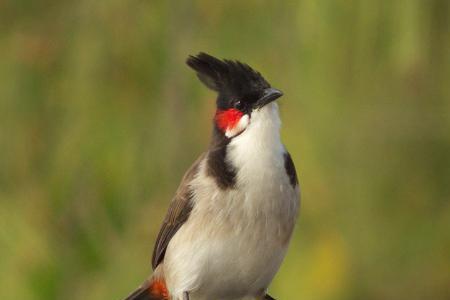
[{"x1": 225, "y1": 114, "x2": 250, "y2": 138}]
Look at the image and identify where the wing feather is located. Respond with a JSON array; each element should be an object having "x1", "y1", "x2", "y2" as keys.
[{"x1": 151, "y1": 154, "x2": 205, "y2": 269}]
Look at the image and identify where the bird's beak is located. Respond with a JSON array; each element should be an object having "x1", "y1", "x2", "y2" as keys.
[{"x1": 255, "y1": 88, "x2": 283, "y2": 108}]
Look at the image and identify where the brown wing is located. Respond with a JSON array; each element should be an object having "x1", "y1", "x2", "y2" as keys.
[{"x1": 151, "y1": 154, "x2": 205, "y2": 270}]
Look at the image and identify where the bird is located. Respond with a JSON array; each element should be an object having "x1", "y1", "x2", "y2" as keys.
[{"x1": 124, "y1": 52, "x2": 300, "y2": 300}]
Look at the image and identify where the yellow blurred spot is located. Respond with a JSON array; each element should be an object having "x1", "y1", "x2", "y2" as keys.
[{"x1": 307, "y1": 232, "x2": 349, "y2": 299}]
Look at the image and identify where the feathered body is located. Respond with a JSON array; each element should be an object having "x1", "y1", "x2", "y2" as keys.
[{"x1": 125, "y1": 53, "x2": 300, "y2": 300}]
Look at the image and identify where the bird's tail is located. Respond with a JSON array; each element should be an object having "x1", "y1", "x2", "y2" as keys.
[{"x1": 124, "y1": 278, "x2": 169, "y2": 300}]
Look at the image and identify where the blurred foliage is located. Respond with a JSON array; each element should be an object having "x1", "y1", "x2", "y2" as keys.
[{"x1": 0, "y1": 0, "x2": 449, "y2": 299}]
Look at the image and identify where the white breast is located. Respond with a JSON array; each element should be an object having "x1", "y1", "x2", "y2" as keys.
[{"x1": 163, "y1": 103, "x2": 300, "y2": 300}]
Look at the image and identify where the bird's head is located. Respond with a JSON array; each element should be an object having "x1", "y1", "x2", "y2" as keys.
[{"x1": 187, "y1": 52, "x2": 283, "y2": 138}]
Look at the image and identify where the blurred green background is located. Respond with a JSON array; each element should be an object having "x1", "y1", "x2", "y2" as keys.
[{"x1": 1, "y1": 0, "x2": 449, "y2": 299}]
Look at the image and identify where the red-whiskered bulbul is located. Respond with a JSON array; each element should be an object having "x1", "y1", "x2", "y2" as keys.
[{"x1": 124, "y1": 53, "x2": 300, "y2": 300}]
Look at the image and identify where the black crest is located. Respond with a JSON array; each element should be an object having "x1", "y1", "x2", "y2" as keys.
[{"x1": 186, "y1": 52, "x2": 271, "y2": 109}]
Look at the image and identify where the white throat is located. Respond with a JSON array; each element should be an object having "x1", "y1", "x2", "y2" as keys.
[{"x1": 227, "y1": 102, "x2": 284, "y2": 181}]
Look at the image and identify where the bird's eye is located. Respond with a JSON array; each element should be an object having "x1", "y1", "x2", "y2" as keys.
[{"x1": 234, "y1": 100, "x2": 244, "y2": 110}]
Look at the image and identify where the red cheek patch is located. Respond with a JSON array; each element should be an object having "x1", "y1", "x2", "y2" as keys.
[{"x1": 215, "y1": 108, "x2": 243, "y2": 132}]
